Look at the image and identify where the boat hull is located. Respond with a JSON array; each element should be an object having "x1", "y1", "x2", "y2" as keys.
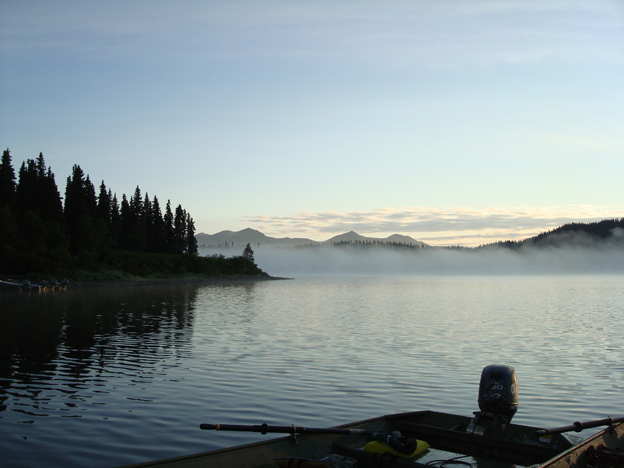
[
  {"x1": 540, "y1": 421, "x2": 624, "y2": 468},
  {"x1": 117, "y1": 410, "x2": 583, "y2": 468}
]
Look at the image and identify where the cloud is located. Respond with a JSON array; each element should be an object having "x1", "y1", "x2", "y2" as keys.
[
  {"x1": 244, "y1": 205, "x2": 624, "y2": 246},
  {"x1": 2, "y1": 1, "x2": 622, "y2": 65}
]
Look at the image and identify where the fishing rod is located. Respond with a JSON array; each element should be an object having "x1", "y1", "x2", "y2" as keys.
[
  {"x1": 200, "y1": 423, "x2": 372, "y2": 436},
  {"x1": 535, "y1": 416, "x2": 624, "y2": 436},
  {"x1": 200, "y1": 423, "x2": 418, "y2": 454}
]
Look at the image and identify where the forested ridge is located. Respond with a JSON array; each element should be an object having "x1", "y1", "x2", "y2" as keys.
[
  {"x1": 0, "y1": 149, "x2": 265, "y2": 279},
  {"x1": 482, "y1": 218, "x2": 624, "y2": 250}
]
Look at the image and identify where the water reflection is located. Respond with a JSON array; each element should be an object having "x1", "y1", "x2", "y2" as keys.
[
  {"x1": 0, "y1": 284, "x2": 199, "y2": 417},
  {"x1": 2, "y1": 276, "x2": 623, "y2": 468}
]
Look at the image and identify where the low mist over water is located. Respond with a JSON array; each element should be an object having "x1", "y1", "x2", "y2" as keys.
[{"x1": 201, "y1": 245, "x2": 624, "y2": 277}]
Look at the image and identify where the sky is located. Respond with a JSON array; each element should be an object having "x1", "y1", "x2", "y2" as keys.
[{"x1": 1, "y1": 1, "x2": 623, "y2": 246}]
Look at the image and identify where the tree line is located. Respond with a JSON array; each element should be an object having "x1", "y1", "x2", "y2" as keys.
[
  {"x1": 331, "y1": 239, "x2": 426, "y2": 248},
  {"x1": 0, "y1": 149, "x2": 205, "y2": 276},
  {"x1": 479, "y1": 218, "x2": 624, "y2": 250}
]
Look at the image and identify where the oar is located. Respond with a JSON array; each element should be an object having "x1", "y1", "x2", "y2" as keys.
[
  {"x1": 535, "y1": 416, "x2": 624, "y2": 436},
  {"x1": 200, "y1": 423, "x2": 372, "y2": 436}
]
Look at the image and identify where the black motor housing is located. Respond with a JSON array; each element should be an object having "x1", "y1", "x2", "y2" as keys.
[{"x1": 477, "y1": 364, "x2": 518, "y2": 423}]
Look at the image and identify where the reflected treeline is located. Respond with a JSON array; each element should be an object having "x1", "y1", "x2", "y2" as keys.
[{"x1": 0, "y1": 284, "x2": 200, "y2": 412}]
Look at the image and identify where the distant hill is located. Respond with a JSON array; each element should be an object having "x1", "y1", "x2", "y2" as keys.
[
  {"x1": 482, "y1": 218, "x2": 624, "y2": 249},
  {"x1": 325, "y1": 231, "x2": 426, "y2": 246},
  {"x1": 196, "y1": 228, "x2": 317, "y2": 247},
  {"x1": 196, "y1": 228, "x2": 427, "y2": 248},
  {"x1": 198, "y1": 219, "x2": 624, "y2": 252}
]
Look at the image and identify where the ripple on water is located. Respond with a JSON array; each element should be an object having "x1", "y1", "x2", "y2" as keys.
[{"x1": 1, "y1": 276, "x2": 624, "y2": 468}]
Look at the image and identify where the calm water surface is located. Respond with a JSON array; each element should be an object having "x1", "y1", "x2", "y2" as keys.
[{"x1": 1, "y1": 275, "x2": 623, "y2": 468}]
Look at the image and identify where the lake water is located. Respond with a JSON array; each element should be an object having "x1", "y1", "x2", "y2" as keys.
[{"x1": 1, "y1": 275, "x2": 623, "y2": 468}]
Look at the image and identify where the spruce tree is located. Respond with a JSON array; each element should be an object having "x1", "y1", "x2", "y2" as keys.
[
  {"x1": 119, "y1": 194, "x2": 131, "y2": 249},
  {"x1": 152, "y1": 196, "x2": 165, "y2": 253},
  {"x1": 41, "y1": 166, "x2": 63, "y2": 223},
  {"x1": 64, "y1": 165, "x2": 87, "y2": 230},
  {"x1": 164, "y1": 200, "x2": 174, "y2": 254},
  {"x1": 65, "y1": 164, "x2": 99, "y2": 253},
  {"x1": 97, "y1": 181, "x2": 111, "y2": 225},
  {"x1": 130, "y1": 186, "x2": 142, "y2": 224},
  {"x1": 84, "y1": 175, "x2": 97, "y2": 218},
  {"x1": 143, "y1": 193, "x2": 154, "y2": 251},
  {"x1": 14, "y1": 154, "x2": 63, "y2": 223},
  {"x1": 0, "y1": 149, "x2": 17, "y2": 209},
  {"x1": 242, "y1": 243, "x2": 255, "y2": 264},
  {"x1": 0, "y1": 149, "x2": 18, "y2": 254},
  {"x1": 16, "y1": 159, "x2": 37, "y2": 215},
  {"x1": 185, "y1": 213, "x2": 198, "y2": 255},
  {"x1": 35, "y1": 153, "x2": 46, "y2": 180},
  {"x1": 110, "y1": 192, "x2": 121, "y2": 245},
  {"x1": 173, "y1": 205, "x2": 187, "y2": 255}
]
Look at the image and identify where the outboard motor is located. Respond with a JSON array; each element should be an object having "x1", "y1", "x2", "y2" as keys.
[{"x1": 471, "y1": 365, "x2": 518, "y2": 431}]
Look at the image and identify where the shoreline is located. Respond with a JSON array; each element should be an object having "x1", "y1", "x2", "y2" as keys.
[
  {"x1": 72, "y1": 275, "x2": 293, "y2": 288},
  {"x1": 0, "y1": 274, "x2": 293, "y2": 289}
]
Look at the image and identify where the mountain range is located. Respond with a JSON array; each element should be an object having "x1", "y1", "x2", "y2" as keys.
[
  {"x1": 195, "y1": 228, "x2": 427, "y2": 248},
  {"x1": 196, "y1": 218, "x2": 624, "y2": 250}
]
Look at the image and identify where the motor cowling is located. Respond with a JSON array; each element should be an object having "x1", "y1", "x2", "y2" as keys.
[{"x1": 477, "y1": 364, "x2": 518, "y2": 424}]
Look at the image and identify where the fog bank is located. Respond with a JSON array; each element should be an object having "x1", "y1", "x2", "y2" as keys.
[{"x1": 199, "y1": 245, "x2": 624, "y2": 277}]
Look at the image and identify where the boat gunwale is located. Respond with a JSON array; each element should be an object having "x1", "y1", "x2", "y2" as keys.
[
  {"x1": 536, "y1": 421, "x2": 624, "y2": 468},
  {"x1": 116, "y1": 412, "x2": 398, "y2": 468},
  {"x1": 116, "y1": 410, "x2": 573, "y2": 468}
]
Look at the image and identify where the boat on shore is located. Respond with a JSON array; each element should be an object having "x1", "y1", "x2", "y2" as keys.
[{"x1": 116, "y1": 365, "x2": 623, "y2": 468}]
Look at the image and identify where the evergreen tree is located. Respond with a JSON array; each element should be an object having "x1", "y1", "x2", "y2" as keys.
[
  {"x1": 0, "y1": 149, "x2": 18, "y2": 256},
  {"x1": 122, "y1": 186, "x2": 145, "y2": 251},
  {"x1": 16, "y1": 159, "x2": 37, "y2": 215},
  {"x1": 64, "y1": 164, "x2": 100, "y2": 254},
  {"x1": 130, "y1": 186, "x2": 143, "y2": 223},
  {"x1": 173, "y1": 204, "x2": 187, "y2": 254},
  {"x1": 110, "y1": 192, "x2": 121, "y2": 244},
  {"x1": 65, "y1": 165, "x2": 89, "y2": 228},
  {"x1": 143, "y1": 193, "x2": 154, "y2": 251},
  {"x1": 151, "y1": 196, "x2": 165, "y2": 253},
  {"x1": 10, "y1": 154, "x2": 66, "y2": 262},
  {"x1": 0, "y1": 148, "x2": 16, "y2": 209},
  {"x1": 1, "y1": 150, "x2": 208, "y2": 274},
  {"x1": 186, "y1": 213, "x2": 198, "y2": 255},
  {"x1": 242, "y1": 243, "x2": 255, "y2": 263},
  {"x1": 84, "y1": 175, "x2": 97, "y2": 217},
  {"x1": 164, "y1": 200, "x2": 174, "y2": 254},
  {"x1": 119, "y1": 194, "x2": 131, "y2": 249},
  {"x1": 16, "y1": 154, "x2": 63, "y2": 223},
  {"x1": 35, "y1": 152, "x2": 46, "y2": 180},
  {"x1": 97, "y1": 181, "x2": 111, "y2": 225},
  {"x1": 41, "y1": 166, "x2": 64, "y2": 223}
]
